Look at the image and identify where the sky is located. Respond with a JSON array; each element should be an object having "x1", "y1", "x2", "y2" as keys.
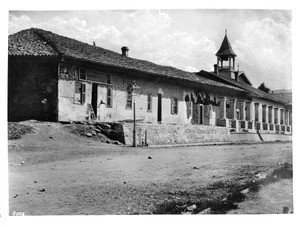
[{"x1": 8, "y1": 9, "x2": 292, "y2": 90}]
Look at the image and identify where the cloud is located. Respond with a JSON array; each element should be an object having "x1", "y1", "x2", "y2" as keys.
[
  {"x1": 9, "y1": 15, "x2": 33, "y2": 34},
  {"x1": 143, "y1": 32, "x2": 216, "y2": 72},
  {"x1": 233, "y1": 18, "x2": 292, "y2": 89},
  {"x1": 121, "y1": 10, "x2": 171, "y2": 36},
  {"x1": 8, "y1": 11, "x2": 291, "y2": 89},
  {"x1": 8, "y1": 11, "x2": 217, "y2": 76}
]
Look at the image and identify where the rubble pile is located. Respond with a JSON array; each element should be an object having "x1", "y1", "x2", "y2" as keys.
[
  {"x1": 68, "y1": 121, "x2": 125, "y2": 145},
  {"x1": 8, "y1": 122, "x2": 35, "y2": 140}
]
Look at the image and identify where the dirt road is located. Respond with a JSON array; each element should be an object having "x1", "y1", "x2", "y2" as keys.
[
  {"x1": 228, "y1": 179, "x2": 293, "y2": 214},
  {"x1": 8, "y1": 121, "x2": 293, "y2": 215}
]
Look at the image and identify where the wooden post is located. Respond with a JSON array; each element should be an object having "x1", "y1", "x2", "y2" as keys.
[
  {"x1": 133, "y1": 101, "x2": 136, "y2": 147},
  {"x1": 138, "y1": 128, "x2": 142, "y2": 147},
  {"x1": 145, "y1": 130, "x2": 148, "y2": 147}
]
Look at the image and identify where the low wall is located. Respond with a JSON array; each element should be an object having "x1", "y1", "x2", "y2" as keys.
[
  {"x1": 261, "y1": 133, "x2": 292, "y2": 142},
  {"x1": 122, "y1": 123, "x2": 292, "y2": 146}
]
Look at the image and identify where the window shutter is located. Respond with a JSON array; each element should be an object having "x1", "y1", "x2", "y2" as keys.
[
  {"x1": 106, "y1": 88, "x2": 113, "y2": 107},
  {"x1": 147, "y1": 94, "x2": 152, "y2": 112},
  {"x1": 81, "y1": 83, "x2": 86, "y2": 104},
  {"x1": 126, "y1": 91, "x2": 132, "y2": 109},
  {"x1": 171, "y1": 98, "x2": 174, "y2": 114}
]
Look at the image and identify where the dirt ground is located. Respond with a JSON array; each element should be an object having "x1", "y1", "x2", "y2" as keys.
[
  {"x1": 8, "y1": 121, "x2": 293, "y2": 215},
  {"x1": 227, "y1": 179, "x2": 293, "y2": 214}
]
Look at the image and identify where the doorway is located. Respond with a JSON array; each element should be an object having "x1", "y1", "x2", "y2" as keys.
[
  {"x1": 192, "y1": 104, "x2": 204, "y2": 124},
  {"x1": 199, "y1": 105, "x2": 203, "y2": 124},
  {"x1": 157, "y1": 94, "x2": 162, "y2": 123},
  {"x1": 91, "y1": 83, "x2": 98, "y2": 117}
]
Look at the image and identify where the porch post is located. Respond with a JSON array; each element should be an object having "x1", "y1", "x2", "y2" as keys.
[
  {"x1": 269, "y1": 106, "x2": 274, "y2": 131},
  {"x1": 229, "y1": 99, "x2": 237, "y2": 120},
  {"x1": 246, "y1": 101, "x2": 255, "y2": 131},
  {"x1": 286, "y1": 109, "x2": 291, "y2": 132},
  {"x1": 262, "y1": 104, "x2": 269, "y2": 131},
  {"x1": 220, "y1": 97, "x2": 227, "y2": 119},
  {"x1": 255, "y1": 102, "x2": 262, "y2": 130},
  {"x1": 274, "y1": 107, "x2": 280, "y2": 132},
  {"x1": 239, "y1": 101, "x2": 247, "y2": 130},
  {"x1": 229, "y1": 99, "x2": 238, "y2": 131},
  {"x1": 281, "y1": 108, "x2": 286, "y2": 132},
  {"x1": 217, "y1": 97, "x2": 229, "y2": 127},
  {"x1": 240, "y1": 101, "x2": 246, "y2": 121}
]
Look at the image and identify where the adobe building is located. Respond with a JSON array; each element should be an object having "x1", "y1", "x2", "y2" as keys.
[
  {"x1": 197, "y1": 31, "x2": 292, "y2": 134},
  {"x1": 8, "y1": 28, "x2": 292, "y2": 145}
]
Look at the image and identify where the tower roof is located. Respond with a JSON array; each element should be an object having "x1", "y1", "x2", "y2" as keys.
[{"x1": 216, "y1": 31, "x2": 236, "y2": 58}]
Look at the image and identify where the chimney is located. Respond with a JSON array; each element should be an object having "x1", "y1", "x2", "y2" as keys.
[
  {"x1": 213, "y1": 64, "x2": 219, "y2": 75},
  {"x1": 234, "y1": 71, "x2": 239, "y2": 81},
  {"x1": 121, "y1": 46, "x2": 129, "y2": 57}
]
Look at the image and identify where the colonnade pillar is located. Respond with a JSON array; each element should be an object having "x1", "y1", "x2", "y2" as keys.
[
  {"x1": 281, "y1": 108, "x2": 286, "y2": 132},
  {"x1": 274, "y1": 108, "x2": 280, "y2": 132},
  {"x1": 217, "y1": 97, "x2": 229, "y2": 127},
  {"x1": 216, "y1": 98, "x2": 291, "y2": 135},
  {"x1": 239, "y1": 101, "x2": 247, "y2": 130},
  {"x1": 254, "y1": 103, "x2": 262, "y2": 130},
  {"x1": 229, "y1": 99, "x2": 237, "y2": 120},
  {"x1": 229, "y1": 99, "x2": 239, "y2": 131},
  {"x1": 246, "y1": 101, "x2": 255, "y2": 130},
  {"x1": 262, "y1": 104, "x2": 269, "y2": 130},
  {"x1": 268, "y1": 106, "x2": 274, "y2": 131}
]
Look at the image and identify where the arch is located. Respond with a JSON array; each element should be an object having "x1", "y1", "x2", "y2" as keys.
[{"x1": 185, "y1": 94, "x2": 190, "y2": 102}]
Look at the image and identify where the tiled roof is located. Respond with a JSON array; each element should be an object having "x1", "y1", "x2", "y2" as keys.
[
  {"x1": 8, "y1": 28, "x2": 244, "y2": 92},
  {"x1": 216, "y1": 34, "x2": 236, "y2": 57},
  {"x1": 199, "y1": 70, "x2": 289, "y2": 104},
  {"x1": 8, "y1": 29, "x2": 57, "y2": 56}
]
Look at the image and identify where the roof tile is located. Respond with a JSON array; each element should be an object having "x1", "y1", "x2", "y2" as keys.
[
  {"x1": 8, "y1": 29, "x2": 57, "y2": 56},
  {"x1": 8, "y1": 28, "x2": 243, "y2": 92},
  {"x1": 199, "y1": 70, "x2": 288, "y2": 104}
]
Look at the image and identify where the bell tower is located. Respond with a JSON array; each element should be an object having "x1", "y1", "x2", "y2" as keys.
[{"x1": 214, "y1": 30, "x2": 237, "y2": 79}]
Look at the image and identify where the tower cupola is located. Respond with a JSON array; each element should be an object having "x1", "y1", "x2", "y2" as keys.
[{"x1": 215, "y1": 30, "x2": 237, "y2": 79}]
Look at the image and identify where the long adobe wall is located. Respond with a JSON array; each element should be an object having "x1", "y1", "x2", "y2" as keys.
[{"x1": 122, "y1": 123, "x2": 292, "y2": 146}]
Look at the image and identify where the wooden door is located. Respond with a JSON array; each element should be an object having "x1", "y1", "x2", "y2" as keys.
[
  {"x1": 157, "y1": 94, "x2": 162, "y2": 123},
  {"x1": 91, "y1": 83, "x2": 98, "y2": 117}
]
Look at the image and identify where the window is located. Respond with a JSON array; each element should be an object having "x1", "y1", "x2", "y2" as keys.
[
  {"x1": 171, "y1": 97, "x2": 178, "y2": 114},
  {"x1": 79, "y1": 69, "x2": 86, "y2": 80},
  {"x1": 147, "y1": 94, "x2": 152, "y2": 112},
  {"x1": 126, "y1": 91, "x2": 132, "y2": 109},
  {"x1": 75, "y1": 82, "x2": 86, "y2": 104},
  {"x1": 106, "y1": 87, "x2": 113, "y2": 108}
]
